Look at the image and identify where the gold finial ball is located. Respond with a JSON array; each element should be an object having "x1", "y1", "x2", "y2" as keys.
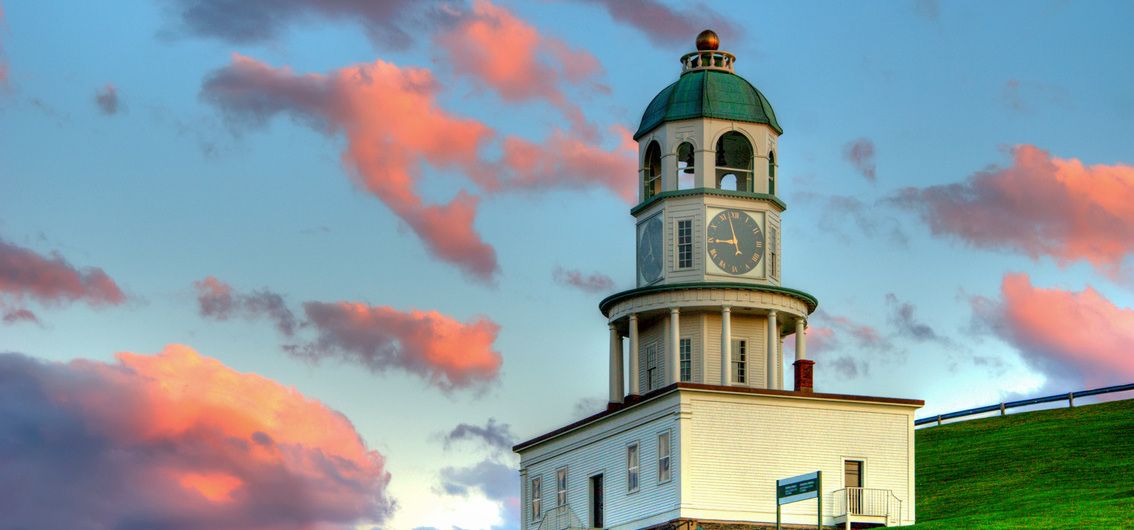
[{"x1": 696, "y1": 29, "x2": 719, "y2": 51}]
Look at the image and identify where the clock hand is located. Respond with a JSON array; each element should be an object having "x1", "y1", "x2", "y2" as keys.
[{"x1": 727, "y1": 216, "x2": 742, "y2": 255}]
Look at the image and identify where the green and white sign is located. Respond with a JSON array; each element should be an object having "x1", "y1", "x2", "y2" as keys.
[
  {"x1": 775, "y1": 470, "x2": 822, "y2": 530},
  {"x1": 777, "y1": 471, "x2": 820, "y2": 505}
]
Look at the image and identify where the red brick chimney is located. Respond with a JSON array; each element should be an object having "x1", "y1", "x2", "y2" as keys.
[{"x1": 793, "y1": 359, "x2": 815, "y2": 393}]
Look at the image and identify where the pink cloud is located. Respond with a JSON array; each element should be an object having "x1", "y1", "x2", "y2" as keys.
[
  {"x1": 0, "y1": 344, "x2": 393, "y2": 529},
  {"x1": 895, "y1": 145, "x2": 1134, "y2": 278},
  {"x1": 194, "y1": 276, "x2": 297, "y2": 336},
  {"x1": 95, "y1": 83, "x2": 121, "y2": 115},
  {"x1": 290, "y1": 301, "x2": 502, "y2": 391},
  {"x1": 978, "y1": 273, "x2": 1134, "y2": 387},
  {"x1": 202, "y1": 54, "x2": 499, "y2": 281},
  {"x1": 500, "y1": 125, "x2": 637, "y2": 203},
  {"x1": 553, "y1": 266, "x2": 615, "y2": 294},
  {"x1": 164, "y1": 0, "x2": 422, "y2": 49},
  {"x1": 578, "y1": 0, "x2": 741, "y2": 48},
  {"x1": 0, "y1": 237, "x2": 125, "y2": 306},
  {"x1": 2, "y1": 307, "x2": 38, "y2": 325},
  {"x1": 843, "y1": 137, "x2": 876, "y2": 181},
  {"x1": 436, "y1": 0, "x2": 602, "y2": 138}
]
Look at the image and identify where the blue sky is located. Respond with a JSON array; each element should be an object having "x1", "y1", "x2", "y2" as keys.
[{"x1": 2, "y1": 1, "x2": 1133, "y2": 529}]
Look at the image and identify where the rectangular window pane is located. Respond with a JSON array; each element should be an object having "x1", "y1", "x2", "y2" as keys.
[
  {"x1": 646, "y1": 345, "x2": 657, "y2": 390},
  {"x1": 679, "y1": 338, "x2": 691, "y2": 382},
  {"x1": 732, "y1": 339, "x2": 746, "y2": 383},
  {"x1": 557, "y1": 468, "x2": 567, "y2": 507},
  {"x1": 658, "y1": 432, "x2": 671, "y2": 482},
  {"x1": 627, "y1": 444, "x2": 640, "y2": 492},
  {"x1": 531, "y1": 477, "x2": 541, "y2": 519},
  {"x1": 677, "y1": 220, "x2": 692, "y2": 269}
]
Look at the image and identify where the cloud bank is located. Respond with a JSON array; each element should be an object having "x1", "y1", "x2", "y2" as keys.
[
  {"x1": 0, "y1": 238, "x2": 125, "y2": 319},
  {"x1": 162, "y1": 0, "x2": 427, "y2": 49},
  {"x1": 0, "y1": 344, "x2": 393, "y2": 529},
  {"x1": 894, "y1": 145, "x2": 1134, "y2": 278},
  {"x1": 973, "y1": 273, "x2": 1134, "y2": 388},
  {"x1": 288, "y1": 301, "x2": 503, "y2": 391},
  {"x1": 577, "y1": 0, "x2": 740, "y2": 48}
]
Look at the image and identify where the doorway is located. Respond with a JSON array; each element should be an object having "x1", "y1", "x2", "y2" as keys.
[
  {"x1": 845, "y1": 460, "x2": 864, "y2": 514},
  {"x1": 589, "y1": 474, "x2": 604, "y2": 528}
]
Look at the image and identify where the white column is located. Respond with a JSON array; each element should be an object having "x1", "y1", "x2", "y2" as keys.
[
  {"x1": 795, "y1": 317, "x2": 806, "y2": 361},
  {"x1": 609, "y1": 324, "x2": 624, "y2": 404},
  {"x1": 669, "y1": 307, "x2": 681, "y2": 384},
  {"x1": 777, "y1": 336, "x2": 785, "y2": 390},
  {"x1": 767, "y1": 310, "x2": 778, "y2": 389},
  {"x1": 721, "y1": 306, "x2": 732, "y2": 385},
  {"x1": 629, "y1": 314, "x2": 640, "y2": 396}
]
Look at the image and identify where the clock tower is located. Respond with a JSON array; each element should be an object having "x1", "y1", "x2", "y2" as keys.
[
  {"x1": 514, "y1": 31, "x2": 922, "y2": 530},
  {"x1": 609, "y1": 30, "x2": 815, "y2": 398}
]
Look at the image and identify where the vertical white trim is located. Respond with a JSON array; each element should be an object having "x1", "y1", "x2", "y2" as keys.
[
  {"x1": 767, "y1": 311, "x2": 778, "y2": 389},
  {"x1": 721, "y1": 306, "x2": 732, "y2": 386},
  {"x1": 669, "y1": 308, "x2": 681, "y2": 384},
  {"x1": 629, "y1": 314, "x2": 640, "y2": 395}
]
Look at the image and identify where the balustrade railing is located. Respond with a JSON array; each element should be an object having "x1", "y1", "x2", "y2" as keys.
[{"x1": 832, "y1": 487, "x2": 903, "y2": 526}]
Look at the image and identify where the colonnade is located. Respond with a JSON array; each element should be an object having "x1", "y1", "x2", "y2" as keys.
[{"x1": 608, "y1": 308, "x2": 808, "y2": 403}]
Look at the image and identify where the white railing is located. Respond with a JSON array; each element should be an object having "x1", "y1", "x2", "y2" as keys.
[
  {"x1": 535, "y1": 504, "x2": 584, "y2": 530},
  {"x1": 679, "y1": 50, "x2": 737, "y2": 73},
  {"x1": 832, "y1": 487, "x2": 903, "y2": 526}
]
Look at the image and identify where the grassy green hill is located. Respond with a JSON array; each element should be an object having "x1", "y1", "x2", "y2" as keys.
[{"x1": 908, "y1": 398, "x2": 1134, "y2": 528}]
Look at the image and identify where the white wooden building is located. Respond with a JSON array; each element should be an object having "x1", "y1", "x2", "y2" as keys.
[{"x1": 514, "y1": 31, "x2": 923, "y2": 530}]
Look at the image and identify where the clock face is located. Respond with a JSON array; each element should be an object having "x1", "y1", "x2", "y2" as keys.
[
  {"x1": 637, "y1": 216, "x2": 663, "y2": 284},
  {"x1": 707, "y1": 209, "x2": 765, "y2": 275}
]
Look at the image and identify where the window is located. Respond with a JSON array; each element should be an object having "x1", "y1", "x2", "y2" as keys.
[
  {"x1": 627, "y1": 443, "x2": 640, "y2": 492},
  {"x1": 715, "y1": 132, "x2": 754, "y2": 192},
  {"x1": 556, "y1": 468, "x2": 567, "y2": 507},
  {"x1": 768, "y1": 151, "x2": 777, "y2": 195},
  {"x1": 658, "y1": 432, "x2": 672, "y2": 483},
  {"x1": 732, "y1": 339, "x2": 746, "y2": 383},
  {"x1": 646, "y1": 344, "x2": 658, "y2": 391},
  {"x1": 769, "y1": 227, "x2": 778, "y2": 278},
  {"x1": 676, "y1": 219, "x2": 693, "y2": 269},
  {"x1": 531, "y1": 476, "x2": 542, "y2": 520},
  {"x1": 643, "y1": 141, "x2": 662, "y2": 200},
  {"x1": 676, "y1": 142, "x2": 695, "y2": 190},
  {"x1": 679, "y1": 338, "x2": 691, "y2": 382}
]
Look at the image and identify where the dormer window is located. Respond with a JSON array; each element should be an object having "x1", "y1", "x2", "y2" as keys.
[
  {"x1": 715, "y1": 132, "x2": 753, "y2": 193},
  {"x1": 676, "y1": 142, "x2": 695, "y2": 190},
  {"x1": 643, "y1": 141, "x2": 662, "y2": 200},
  {"x1": 768, "y1": 151, "x2": 777, "y2": 195}
]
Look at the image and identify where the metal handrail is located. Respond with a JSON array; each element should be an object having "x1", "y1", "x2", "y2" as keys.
[
  {"x1": 915, "y1": 382, "x2": 1134, "y2": 427},
  {"x1": 535, "y1": 504, "x2": 584, "y2": 530}
]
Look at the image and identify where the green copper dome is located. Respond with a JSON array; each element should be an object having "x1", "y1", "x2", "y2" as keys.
[{"x1": 634, "y1": 70, "x2": 782, "y2": 140}]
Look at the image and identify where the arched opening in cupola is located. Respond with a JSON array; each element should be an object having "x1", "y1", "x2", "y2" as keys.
[
  {"x1": 768, "y1": 150, "x2": 777, "y2": 195},
  {"x1": 643, "y1": 141, "x2": 662, "y2": 200},
  {"x1": 676, "y1": 142, "x2": 695, "y2": 190},
  {"x1": 715, "y1": 132, "x2": 753, "y2": 192}
]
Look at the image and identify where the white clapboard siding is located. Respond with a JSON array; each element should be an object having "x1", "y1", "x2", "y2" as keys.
[
  {"x1": 519, "y1": 393, "x2": 682, "y2": 530},
  {"x1": 682, "y1": 391, "x2": 916, "y2": 526}
]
